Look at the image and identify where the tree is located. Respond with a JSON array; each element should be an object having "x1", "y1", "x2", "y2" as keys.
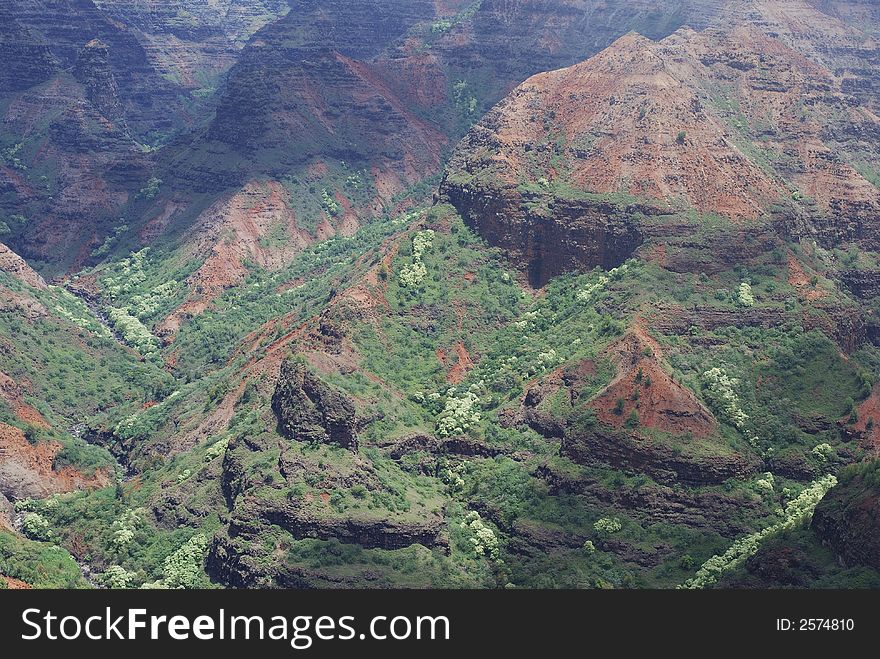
[{"x1": 625, "y1": 409, "x2": 639, "y2": 429}]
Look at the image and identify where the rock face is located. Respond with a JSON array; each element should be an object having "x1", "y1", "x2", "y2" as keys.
[
  {"x1": 4, "y1": 0, "x2": 188, "y2": 139},
  {"x1": 0, "y1": 75, "x2": 148, "y2": 270},
  {"x1": 0, "y1": 0, "x2": 290, "y2": 269},
  {"x1": 443, "y1": 179, "x2": 648, "y2": 287},
  {"x1": 559, "y1": 425, "x2": 760, "y2": 486},
  {"x1": 0, "y1": 243, "x2": 47, "y2": 290},
  {"x1": 521, "y1": 333, "x2": 761, "y2": 486},
  {"x1": 272, "y1": 359, "x2": 358, "y2": 450},
  {"x1": 0, "y1": 422, "x2": 111, "y2": 500},
  {"x1": 73, "y1": 39, "x2": 127, "y2": 131},
  {"x1": 158, "y1": 0, "x2": 730, "y2": 250},
  {"x1": 811, "y1": 463, "x2": 880, "y2": 570},
  {"x1": 836, "y1": 270, "x2": 880, "y2": 300},
  {"x1": 0, "y1": 8, "x2": 56, "y2": 93},
  {"x1": 232, "y1": 498, "x2": 445, "y2": 551},
  {"x1": 208, "y1": 500, "x2": 449, "y2": 588},
  {"x1": 536, "y1": 464, "x2": 765, "y2": 537},
  {"x1": 91, "y1": 0, "x2": 290, "y2": 90},
  {"x1": 589, "y1": 334, "x2": 718, "y2": 438},
  {"x1": 440, "y1": 20, "x2": 880, "y2": 284}
]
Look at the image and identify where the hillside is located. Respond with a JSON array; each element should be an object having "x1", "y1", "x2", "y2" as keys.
[
  {"x1": 441, "y1": 24, "x2": 880, "y2": 285},
  {"x1": 0, "y1": 1, "x2": 879, "y2": 591}
]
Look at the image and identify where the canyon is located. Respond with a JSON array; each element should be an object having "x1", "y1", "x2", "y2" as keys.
[{"x1": 0, "y1": 0, "x2": 878, "y2": 590}]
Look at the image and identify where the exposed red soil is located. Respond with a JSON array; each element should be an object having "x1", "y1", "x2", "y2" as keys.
[
  {"x1": 0, "y1": 286, "x2": 48, "y2": 320},
  {"x1": 0, "y1": 243, "x2": 47, "y2": 290},
  {"x1": 590, "y1": 331, "x2": 717, "y2": 437},
  {"x1": 2, "y1": 576, "x2": 33, "y2": 589},
  {"x1": 788, "y1": 255, "x2": 827, "y2": 300},
  {"x1": 444, "y1": 342, "x2": 474, "y2": 385},
  {"x1": 0, "y1": 422, "x2": 111, "y2": 499},
  {"x1": 0, "y1": 372, "x2": 50, "y2": 430},
  {"x1": 157, "y1": 180, "x2": 332, "y2": 339},
  {"x1": 852, "y1": 386, "x2": 880, "y2": 455},
  {"x1": 476, "y1": 30, "x2": 787, "y2": 220},
  {"x1": 444, "y1": 22, "x2": 880, "y2": 246}
]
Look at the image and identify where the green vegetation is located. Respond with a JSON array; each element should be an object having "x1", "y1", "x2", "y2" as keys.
[
  {"x1": 137, "y1": 177, "x2": 163, "y2": 201},
  {"x1": 682, "y1": 475, "x2": 837, "y2": 589},
  {"x1": 0, "y1": 531, "x2": 88, "y2": 588},
  {"x1": 2, "y1": 182, "x2": 878, "y2": 591}
]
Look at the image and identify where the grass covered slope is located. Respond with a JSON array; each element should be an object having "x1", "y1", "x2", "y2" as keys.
[
  {"x1": 3, "y1": 195, "x2": 877, "y2": 589},
  {"x1": 3, "y1": 8, "x2": 880, "y2": 589}
]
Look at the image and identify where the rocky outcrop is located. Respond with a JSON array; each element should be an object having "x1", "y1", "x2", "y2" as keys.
[
  {"x1": 73, "y1": 39, "x2": 126, "y2": 131},
  {"x1": 0, "y1": 422, "x2": 111, "y2": 500},
  {"x1": 811, "y1": 462, "x2": 880, "y2": 570},
  {"x1": 0, "y1": 243, "x2": 47, "y2": 290},
  {"x1": 207, "y1": 494, "x2": 449, "y2": 588},
  {"x1": 442, "y1": 178, "x2": 646, "y2": 288},
  {"x1": 0, "y1": 289, "x2": 47, "y2": 320},
  {"x1": 520, "y1": 332, "x2": 758, "y2": 486},
  {"x1": 206, "y1": 528, "x2": 314, "y2": 589},
  {"x1": 383, "y1": 433, "x2": 503, "y2": 461},
  {"x1": 535, "y1": 463, "x2": 765, "y2": 537},
  {"x1": 440, "y1": 21, "x2": 880, "y2": 284},
  {"x1": 591, "y1": 333, "x2": 718, "y2": 437},
  {"x1": 649, "y1": 303, "x2": 875, "y2": 353},
  {"x1": 650, "y1": 306, "x2": 791, "y2": 335},
  {"x1": 560, "y1": 424, "x2": 759, "y2": 487},
  {"x1": 232, "y1": 497, "x2": 446, "y2": 550},
  {"x1": 272, "y1": 359, "x2": 358, "y2": 450},
  {"x1": 739, "y1": 545, "x2": 822, "y2": 588},
  {"x1": 836, "y1": 269, "x2": 880, "y2": 300}
]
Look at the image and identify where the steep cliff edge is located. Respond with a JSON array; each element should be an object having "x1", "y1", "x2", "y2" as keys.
[
  {"x1": 811, "y1": 461, "x2": 880, "y2": 570},
  {"x1": 272, "y1": 358, "x2": 359, "y2": 451}
]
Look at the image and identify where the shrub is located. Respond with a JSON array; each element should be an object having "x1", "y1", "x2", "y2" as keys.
[
  {"x1": 398, "y1": 230, "x2": 435, "y2": 288},
  {"x1": 625, "y1": 409, "x2": 640, "y2": 428},
  {"x1": 682, "y1": 475, "x2": 837, "y2": 589},
  {"x1": 101, "y1": 565, "x2": 137, "y2": 589},
  {"x1": 204, "y1": 436, "x2": 229, "y2": 462},
  {"x1": 145, "y1": 533, "x2": 210, "y2": 589},
  {"x1": 700, "y1": 367, "x2": 748, "y2": 428},
  {"x1": 321, "y1": 188, "x2": 340, "y2": 216},
  {"x1": 0, "y1": 531, "x2": 87, "y2": 588},
  {"x1": 21, "y1": 512, "x2": 52, "y2": 541},
  {"x1": 137, "y1": 177, "x2": 162, "y2": 200},
  {"x1": 736, "y1": 282, "x2": 755, "y2": 307},
  {"x1": 106, "y1": 306, "x2": 159, "y2": 357},
  {"x1": 462, "y1": 511, "x2": 500, "y2": 561},
  {"x1": 593, "y1": 517, "x2": 622, "y2": 536},
  {"x1": 436, "y1": 388, "x2": 481, "y2": 437},
  {"x1": 812, "y1": 443, "x2": 834, "y2": 463}
]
